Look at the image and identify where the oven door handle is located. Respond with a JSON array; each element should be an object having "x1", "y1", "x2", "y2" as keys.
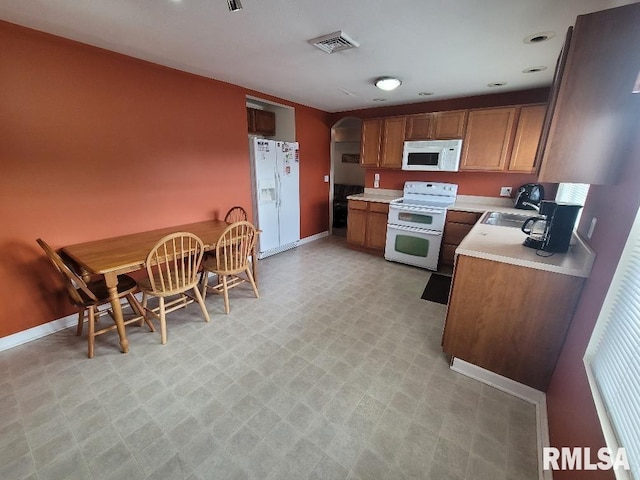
[
  {"x1": 390, "y1": 205, "x2": 445, "y2": 215},
  {"x1": 388, "y1": 224, "x2": 443, "y2": 236}
]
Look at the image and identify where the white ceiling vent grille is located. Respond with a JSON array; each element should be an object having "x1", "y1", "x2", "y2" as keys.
[{"x1": 309, "y1": 31, "x2": 359, "y2": 54}]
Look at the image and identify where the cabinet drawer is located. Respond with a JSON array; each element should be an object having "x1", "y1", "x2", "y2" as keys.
[
  {"x1": 443, "y1": 222, "x2": 474, "y2": 245},
  {"x1": 440, "y1": 244, "x2": 457, "y2": 266},
  {"x1": 447, "y1": 211, "x2": 482, "y2": 225},
  {"x1": 369, "y1": 202, "x2": 390, "y2": 213},
  {"x1": 348, "y1": 200, "x2": 368, "y2": 211}
]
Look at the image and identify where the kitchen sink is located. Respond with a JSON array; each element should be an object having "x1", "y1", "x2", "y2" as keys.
[{"x1": 480, "y1": 211, "x2": 532, "y2": 228}]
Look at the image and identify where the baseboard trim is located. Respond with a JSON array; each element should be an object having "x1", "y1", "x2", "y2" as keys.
[
  {"x1": 450, "y1": 358, "x2": 552, "y2": 480},
  {"x1": 0, "y1": 293, "x2": 145, "y2": 354},
  {"x1": 298, "y1": 231, "x2": 329, "y2": 245},
  {"x1": 0, "y1": 313, "x2": 78, "y2": 353}
]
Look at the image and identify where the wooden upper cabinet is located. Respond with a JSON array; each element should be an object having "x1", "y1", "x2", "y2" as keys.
[
  {"x1": 538, "y1": 3, "x2": 640, "y2": 184},
  {"x1": 460, "y1": 107, "x2": 516, "y2": 171},
  {"x1": 405, "y1": 114, "x2": 433, "y2": 140},
  {"x1": 508, "y1": 104, "x2": 546, "y2": 173},
  {"x1": 247, "y1": 108, "x2": 276, "y2": 136},
  {"x1": 380, "y1": 117, "x2": 406, "y2": 168},
  {"x1": 433, "y1": 110, "x2": 467, "y2": 139},
  {"x1": 360, "y1": 117, "x2": 405, "y2": 169},
  {"x1": 360, "y1": 119, "x2": 382, "y2": 167}
]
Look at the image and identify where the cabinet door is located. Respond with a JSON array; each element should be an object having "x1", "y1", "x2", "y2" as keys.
[
  {"x1": 254, "y1": 110, "x2": 276, "y2": 136},
  {"x1": 247, "y1": 108, "x2": 256, "y2": 133},
  {"x1": 508, "y1": 105, "x2": 546, "y2": 173},
  {"x1": 460, "y1": 108, "x2": 516, "y2": 171},
  {"x1": 360, "y1": 119, "x2": 382, "y2": 167},
  {"x1": 405, "y1": 114, "x2": 433, "y2": 140},
  {"x1": 538, "y1": 4, "x2": 640, "y2": 184},
  {"x1": 347, "y1": 203, "x2": 367, "y2": 246},
  {"x1": 365, "y1": 203, "x2": 389, "y2": 250},
  {"x1": 433, "y1": 110, "x2": 467, "y2": 139},
  {"x1": 380, "y1": 117, "x2": 406, "y2": 168},
  {"x1": 442, "y1": 255, "x2": 584, "y2": 390}
]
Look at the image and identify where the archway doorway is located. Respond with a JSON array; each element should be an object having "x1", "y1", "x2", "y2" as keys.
[{"x1": 330, "y1": 117, "x2": 363, "y2": 236}]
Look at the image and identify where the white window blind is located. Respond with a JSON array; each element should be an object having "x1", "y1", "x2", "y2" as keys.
[
  {"x1": 584, "y1": 205, "x2": 640, "y2": 479},
  {"x1": 556, "y1": 183, "x2": 590, "y2": 228}
]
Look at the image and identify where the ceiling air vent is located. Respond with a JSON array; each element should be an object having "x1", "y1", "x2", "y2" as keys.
[{"x1": 309, "y1": 31, "x2": 359, "y2": 54}]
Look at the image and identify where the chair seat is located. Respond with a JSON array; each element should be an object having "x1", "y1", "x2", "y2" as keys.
[
  {"x1": 201, "y1": 254, "x2": 245, "y2": 275},
  {"x1": 138, "y1": 276, "x2": 200, "y2": 297},
  {"x1": 76, "y1": 274, "x2": 139, "y2": 307}
]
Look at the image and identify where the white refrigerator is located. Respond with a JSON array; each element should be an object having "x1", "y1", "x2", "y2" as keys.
[{"x1": 249, "y1": 138, "x2": 300, "y2": 259}]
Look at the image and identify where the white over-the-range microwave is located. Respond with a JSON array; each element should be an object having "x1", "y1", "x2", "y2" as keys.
[{"x1": 401, "y1": 139, "x2": 463, "y2": 171}]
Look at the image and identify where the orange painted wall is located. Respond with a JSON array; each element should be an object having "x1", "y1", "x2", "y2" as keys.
[
  {"x1": 0, "y1": 21, "x2": 330, "y2": 338},
  {"x1": 332, "y1": 88, "x2": 551, "y2": 197},
  {"x1": 364, "y1": 170, "x2": 542, "y2": 196}
]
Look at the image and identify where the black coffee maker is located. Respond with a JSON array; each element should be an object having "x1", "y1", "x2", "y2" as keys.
[
  {"x1": 514, "y1": 183, "x2": 545, "y2": 210},
  {"x1": 521, "y1": 201, "x2": 582, "y2": 253}
]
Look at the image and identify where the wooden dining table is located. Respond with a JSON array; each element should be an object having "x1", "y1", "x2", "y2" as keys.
[{"x1": 62, "y1": 219, "x2": 258, "y2": 354}]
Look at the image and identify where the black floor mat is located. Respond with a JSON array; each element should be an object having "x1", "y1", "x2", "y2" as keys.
[{"x1": 420, "y1": 274, "x2": 452, "y2": 305}]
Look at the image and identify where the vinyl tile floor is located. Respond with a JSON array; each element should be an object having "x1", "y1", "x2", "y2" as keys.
[{"x1": 0, "y1": 236, "x2": 539, "y2": 480}]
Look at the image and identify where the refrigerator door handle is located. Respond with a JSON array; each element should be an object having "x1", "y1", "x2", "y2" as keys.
[{"x1": 274, "y1": 167, "x2": 281, "y2": 208}]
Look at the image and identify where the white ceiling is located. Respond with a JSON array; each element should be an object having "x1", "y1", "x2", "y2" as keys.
[{"x1": 0, "y1": 0, "x2": 633, "y2": 113}]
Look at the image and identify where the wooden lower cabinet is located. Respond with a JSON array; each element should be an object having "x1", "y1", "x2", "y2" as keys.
[
  {"x1": 440, "y1": 211, "x2": 482, "y2": 267},
  {"x1": 442, "y1": 255, "x2": 584, "y2": 391},
  {"x1": 347, "y1": 200, "x2": 389, "y2": 252}
]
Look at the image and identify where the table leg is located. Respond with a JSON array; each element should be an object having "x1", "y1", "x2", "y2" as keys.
[
  {"x1": 104, "y1": 272, "x2": 129, "y2": 353},
  {"x1": 252, "y1": 244, "x2": 258, "y2": 284}
]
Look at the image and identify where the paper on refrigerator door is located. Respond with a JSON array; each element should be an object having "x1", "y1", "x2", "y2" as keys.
[{"x1": 258, "y1": 177, "x2": 277, "y2": 204}]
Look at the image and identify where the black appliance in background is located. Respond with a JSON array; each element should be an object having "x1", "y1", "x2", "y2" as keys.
[
  {"x1": 514, "y1": 183, "x2": 545, "y2": 210},
  {"x1": 521, "y1": 201, "x2": 583, "y2": 253}
]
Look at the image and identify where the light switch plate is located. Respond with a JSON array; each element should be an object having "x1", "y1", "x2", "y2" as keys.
[{"x1": 323, "y1": 175, "x2": 329, "y2": 183}]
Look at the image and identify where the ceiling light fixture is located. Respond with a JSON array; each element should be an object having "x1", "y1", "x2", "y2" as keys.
[
  {"x1": 227, "y1": 0, "x2": 242, "y2": 12},
  {"x1": 522, "y1": 66, "x2": 548, "y2": 73},
  {"x1": 375, "y1": 77, "x2": 402, "y2": 91},
  {"x1": 523, "y1": 31, "x2": 555, "y2": 44}
]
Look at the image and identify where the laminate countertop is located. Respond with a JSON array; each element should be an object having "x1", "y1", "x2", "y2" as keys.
[
  {"x1": 346, "y1": 188, "x2": 402, "y2": 204},
  {"x1": 449, "y1": 197, "x2": 595, "y2": 278},
  {"x1": 344, "y1": 192, "x2": 596, "y2": 277}
]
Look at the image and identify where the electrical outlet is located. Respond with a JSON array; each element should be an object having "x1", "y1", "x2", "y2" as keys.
[
  {"x1": 374, "y1": 173, "x2": 380, "y2": 189},
  {"x1": 323, "y1": 175, "x2": 329, "y2": 183},
  {"x1": 500, "y1": 186, "x2": 512, "y2": 197}
]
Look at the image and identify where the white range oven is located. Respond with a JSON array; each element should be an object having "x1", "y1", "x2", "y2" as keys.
[{"x1": 385, "y1": 182, "x2": 458, "y2": 270}]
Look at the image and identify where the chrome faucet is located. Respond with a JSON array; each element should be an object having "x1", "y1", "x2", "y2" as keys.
[{"x1": 522, "y1": 202, "x2": 540, "y2": 212}]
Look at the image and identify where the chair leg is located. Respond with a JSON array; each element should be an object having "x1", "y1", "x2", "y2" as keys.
[
  {"x1": 192, "y1": 286, "x2": 210, "y2": 323},
  {"x1": 127, "y1": 294, "x2": 155, "y2": 332},
  {"x1": 245, "y1": 267, "x2": 259, "y2": 299},
  {"x1": 221, "y1": 275, "x2": 230, "y2": 315},
  {"x1": 201, "y1": 271, "x2": 209, "y2": 300},
  {"x1": 159, "y1": 297, "x2": 167, "y2": 345},
  {"x1": 88, "y1": 307, "x2": 95, "y2": 359},
  {"x1": 77, "y1": 309, "x2": 85, "y2": 336}
]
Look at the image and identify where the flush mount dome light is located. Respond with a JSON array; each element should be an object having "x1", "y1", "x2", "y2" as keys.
[
  {"x1": 523, "y1": 31, "x2": 555, "y2": 44},
  {"x1": 375, "y1": 77, "x2": 402, "y2": 91}
]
